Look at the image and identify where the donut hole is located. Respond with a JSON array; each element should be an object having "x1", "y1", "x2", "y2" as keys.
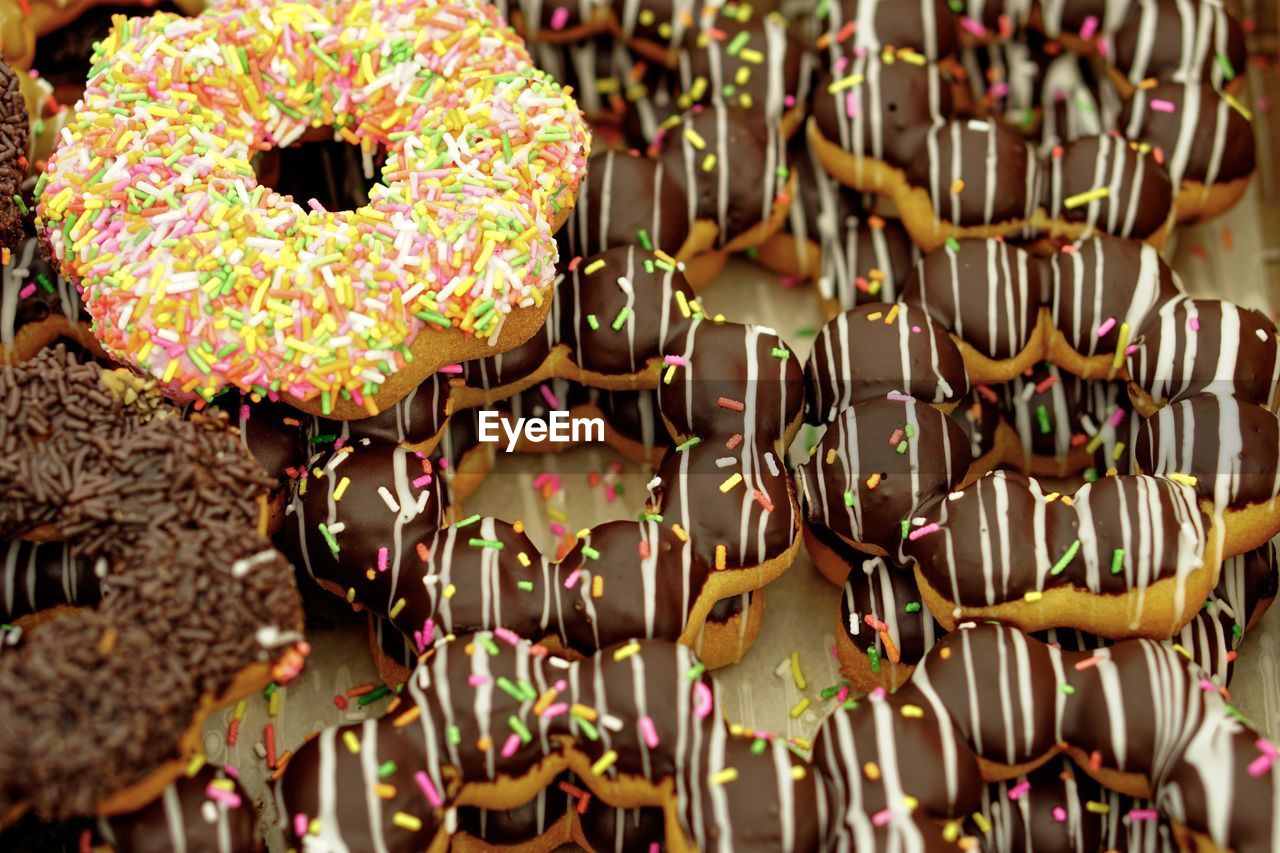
[
  {"x1": 36, "y1": 3, "x2": 186, "y2": 102},
  {"x1": 253, "y1": 138, "x2": 387, "y2": 214}
]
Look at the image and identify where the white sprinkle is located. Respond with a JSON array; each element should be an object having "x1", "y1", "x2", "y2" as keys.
[{"x1": 378, "y1": 486, "x2": 401, "y2": 513}]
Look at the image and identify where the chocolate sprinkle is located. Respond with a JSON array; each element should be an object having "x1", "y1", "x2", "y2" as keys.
[{"x1": 0, "y1": 58, "x2": 28, "y2": 253}]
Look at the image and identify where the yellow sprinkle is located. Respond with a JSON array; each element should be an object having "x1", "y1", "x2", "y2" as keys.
[
  {"x1": 702, "y1": 153, "x2": 718, "y2": 172},
  {"x1": 1172, "y1": 643, "x2": 1192, "y2": 660},
  {"x1": 1111, "y1": 322, "x2": 1131, "y2": 371},
  {"x1": 684, "y1": 128, "x2": 707, "y2": 150},
  {"x1": 790, "y1": 765, "x2": 807, "y2": 780},
  {"x1": 719, "y1": 473, "x2": 743, "y2": 493},
  {"x1": 591, "y1": 749, "x2": 619, "y2": 775},
  {"x1": 517, "y1": 551, "x2": 531, "y2": 567},
  {"x1": 867, "y1": 311, "x2": 883, "y2": 322},
  {"x1": 343, "y1": 731, "x2": 361, "y2": 754},
  {"x1": 185, "y1": 754, "x2": 206, "y2": 776},
  {"x1": 710, "y1": 767, "x2": 740, "y2": 785},
  {"x1": 1085, "y1": 801, "x2": 1111, "y2": 815},
  {"x1": 570, "y1": 703, "x2": 598, "y2": 721},
  {"x1": 864, "y1": 761, "x2": 881, "y2": 780},
  {"x1": 790, "y1": 651, "x2": 806, "y2": 690},
  {"x1": 333, "y1": 477, "x2": 351, "y2": 500},
  {"x1": 900, "y1": 704, "x2": 924, "y2": 719},
  {"x1": 392, "y1": 813, "x2": 422, "y2": 831},
  {"x1": 672, "y1": 524, "x2": 689, "y2": 542},
  {"x1": 583, "y1": 259, "x2": 605, "y2": 275},
  {"x1": 715, "y1": 544, "x2": 727, "y2": 570},
  {"x1": 973, "y1": 812, "x2": 992, "y2": 833},
  {"x1": 443, "y1": 584, "x2": 457, "y2": 599},
  {"x1": 1024, "y1": 591, "x2": 1044, "y2": 602},
  {"x1": 375, "y1": 784, "x2": 397, "y2": 799},
  {"x1": 613, "y1": 642, "x2": 641, "y2": 661},
  {"x1": 826, "y1": 73, "x2": 865, "y2": 93},
  {"x1": 884, "y1": 304, "x2": 900, "y2": 325},
  {"x1": 789, "y1": 697, "x2": 810, "y2": 718},
  {"x1": 1167, "y1": 472, "x2": 1198, "y2": 487},
  {"x1": 1064, "y1": 186, "x2": 1110, "y2": 210},
  {"x1": 675, "y1": 290, "x2": 691, "y2": 318}
]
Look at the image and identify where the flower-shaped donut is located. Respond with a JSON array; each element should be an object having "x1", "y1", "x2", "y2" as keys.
[{"x1": 35, "y1": 0, "x2": 590, "y2": 418}]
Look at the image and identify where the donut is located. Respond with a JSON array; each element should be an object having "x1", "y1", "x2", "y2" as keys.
[
  {"x1": 0, "y1": 0, "x2": 204, "y2": 73},
  {"x1": 0, "y1": 58, "x2": 27, "y2": 254},
  {"x1": 274, "y1": 623, "x2": 1280, "y2": 851},
  {"x1": 0, "y1": 763, "x2": 262, "y2": 852},
  {"x1": 0, "y1": 346, "x2": 305, "y2": 825},
  {"x1": 1, "y1": 233, "x2": 99, "y2": 364},
  {"x1": 34, "y1": 0, "x2": 591, "y2": 419},
  {"x1": 831, "y1": 533, "x2": 1278, "y2": 692}
]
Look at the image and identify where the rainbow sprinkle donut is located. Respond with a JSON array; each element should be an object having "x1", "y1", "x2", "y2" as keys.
[{"x1": 35, "y1": 0, "x2": 590, "y2": 418}]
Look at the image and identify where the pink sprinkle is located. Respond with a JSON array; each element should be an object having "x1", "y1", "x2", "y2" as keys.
[
  {"x1": 639, "y1": 715, "x2": 660, "y2": 749},
  {"x1": 223, "y1": 765, "x2": 240, "y2": 778},
  {"x1": 1198, "y1": 678, "x2": 1217, "y2": 692},
  {"x1": 468, "y1": 674, "x2": 489, "y2": 687},
  {"x1": 1052, "y1": 806, "x2": 1067, "y2": 823},
  {"x1": 550, "y1": 6, "x2": 569, "y2": 29},
  {"x1": 539, "y1": 384, "x2": 560, "y2": 409},
  {"x1": 836, "y1": 685, "x2": 850, "y2": 703},
  {"x1": 1079, "y1": 15, "x2": 1099, "y2": 40},
  {"x1": 650, "y1": 845, "x2": 660, "y2": 853},
  {"x1": 439, "y1": 364, "x2": 464, "y2": 374},
  {"x1": 1248, "y1": 754, "x2": 1273, "y2": 777},
  {"x1": 1257, "y1": 738, "x2": 1278, "y2": 758},
  {"x1": 294, "y1": 813, "x2": 309, "y2": 838},
  {"x1": 1007, "y1": 780, "x2": 1030, "y2": 800},
  {"x1": 17, "y1": 282, "x2": 35, "y2": 300},
  {"x1": 437, "y1": 458, "x2": 449, "y2": 470},
  {"x1": 960, "y1": 17, "x2": 987, "y2": 36},
  {"x1": 694, "y1": 681, "x2": 713, "y2": 718},
  {"x1": 564, "y1": 568, "x2": 582, "y2": 589},
  {"x1": 1095, "y1": 316, "x2": 1116, "y2": 337},
  {"x1": 542, "y1": 701, "x2": 569, "y2": 718},
  {"x1": 1107, "y1": 407, "x2": 1127, "y2": 428},
  {"x1": 845, "y1": 91, "x2": 859, "y2": 119},
  {"x1": 495, "y1": 627, "x2": 521, "y2": 646},
  {"x1": 306, "y1": 198, "x2": 327, "y2": 213},
  {"x1": 911, "y1": 325, "x2": 922, "y2": 333},
  {"x1": 908, "y1": 522, "x2": 941, "y2": 541},
  {"x1": 663, "y1": 354, "x2": 687, "y2": 366},
  {"x1": 415, "y1": 771, "x2": 443, "y2": 807},
  {"x1": 1125, "y1": 344, "x2": 1139, "y2": 356},
  {"x1": 870, "y1": 687, "x2": 887, "y2": 700},
  {"x1": 989, "y1": 82, "x2": 1010, "y2": 100},
  {"x1": 550, "y1": 522, "x2": 567, "y2": 536},
  {"x1": 206, "y1": 784, "x2": 242, "y2": 809},
  {"x1": 501, "y1": 733, "x2": 522, "y2": 757},
  {"x1": 413, "y1": 473, "x2": 433, "y2": 488},
  {"x1": 605, "y1": 485, "x2": 617, "y2": 502},
  {"x1": 886, "y1": 391, "x2": 915, "y2": 402},
  {"x1": 533, "y1": 472, "x2": 550, "y2": 488},
  {"x1": 1189, "y1": 317, "x2": 1200, "y2": 331},
  {"x1": 1127, "y1": 808, "x2": 1159, "y2": 821},
  {"x1": 377, "y1": 547, "x2": 388, "y2": 572},
  {"x1": 415, "y1": 618, "x2": 436, "y2": 652},
  {"x1": 1151, "y1": 99, "x2": 1177, "y2": 113},
  {"x1": 871, "y1": 808, "x2": 893, "y2": 827},
  {"x1": 784, "y1": 94, "x2": 796, "y2": 108}
]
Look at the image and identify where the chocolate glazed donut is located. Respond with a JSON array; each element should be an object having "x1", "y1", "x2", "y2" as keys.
[{"x1": 275, "y1": 624, "x2": 1280, "y2": 852}]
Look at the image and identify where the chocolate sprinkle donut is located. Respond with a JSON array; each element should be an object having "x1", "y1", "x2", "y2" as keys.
[{"x1": 0, "y1": 347, "x2": 304, "y2": 820}]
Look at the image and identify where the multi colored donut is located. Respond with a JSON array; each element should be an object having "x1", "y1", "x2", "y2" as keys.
[{"x1": 35, "y1": 0, "x2": 591, "y2": 418}]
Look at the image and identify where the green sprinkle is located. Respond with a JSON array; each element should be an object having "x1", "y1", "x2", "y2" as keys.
[
  {"x1": 1050, "y1": 540, "x2": 1082, "y2": 576},
  {"x1": 867, "y1": 647, "x2": 881, "y2": 673},
  {"x1": 586, "y1": 313, "x2": 600, "y2": 331},
  {"x1": 1110, "y1": 549, "x2": 1125, "y2": 574},
  {"x1": 687, "y1": 662, "x2": 707, "y2": 681},
  {"x1": 1060, "y1": 684, "x2": 1076, "y2": 695},
  {"x1": 582, "y1": 546, "x2": 600, "y2": 560},
  {"x1": 611, "y1": 306, "x2": 630, "y2": 331},
  {"x1": 455, "y1": 514, "x2": 481, "y2": 528},
  {"x1": 1036, "y1": 404, "x2": 1051, "y2": 435},
  {"x1": 751, "y1": 737, "x2": 768, "y2": 754},
  {"x1": 1084, "y1": 466, "x2": 1099, "y2": 483},
  {"x1": 508, "y1": 715, "x2": 532, "y2": 744},
  {"x1": 819, "y1": 682, "x2": 849, "y2": 699},
  {"x1": 676, "y1": 436, "x2": 702, "y2": 451},
  {"x1": 574, "y1": 716, "x2": 600, "y2": 740},
  {"x1": 896, "y1": 440, "x2": 908, "y2": 455},
  {"x1": 378, "y1": 761, "x2": 397, "y2": 779},
  {"x1": 478, "y1": 636, "x2": 500, "y2": 656},
  {"x1": 637, "y1": 228, "x2": 652, "y2": 250},
  {"x1": 448, "y1": 725, "x2": 461, "y2": 745},
  {"x1": 469, "y1": 538, "x2": 505, "y2": 550},
  {"x1": 517, "y1": 580, "x2": 534, "y2": 592},
  {"x1": 901, "y1": 519, "x2": 910, "y2": 538},
  {"x1": 905, "y1": 602, "x2": 922, "y2": 613},
  {"x1": 843, "y1": 491, "x2": 855, "y2": 507},
  {"x1": 318, "y1": 523, "x2": 340, "y2": 555},
  {"x1": 1217, "y1": 52, "x2": 1235, "y2": 82},
  {"x1": 358, "y1": 685, "x2": 391, "y2": 707},
  {"x1": 771, "y1": 347, "x2": 790, "y2": 359},
  {"x1": 945, "y1": 237, "x2": 961, "y2": 252},
  {"x1": 496, "y1": 676, "x2": 525, "y2": 701}
]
